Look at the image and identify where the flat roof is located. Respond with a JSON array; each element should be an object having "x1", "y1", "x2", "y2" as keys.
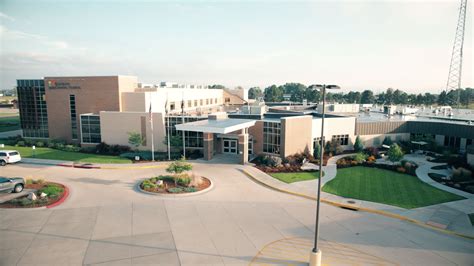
[{"x1": 175, "y1": 118, "x2": 256, "y2": 134}]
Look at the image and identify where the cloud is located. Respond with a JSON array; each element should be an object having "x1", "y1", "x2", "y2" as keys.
[
  {"x1": 0, "y1": 25, "x2": 70, "y2": 49},
  {"x1": 0, "y1": 12, "x2": 15, "y2": 21}
]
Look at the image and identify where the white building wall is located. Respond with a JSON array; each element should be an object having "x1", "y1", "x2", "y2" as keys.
[
  {"x1": 312, "y1": 116, "x2": 356, "y2": 149},
  {"x1": 358, "y1": 133, "x2": 410, "y2": 148}
]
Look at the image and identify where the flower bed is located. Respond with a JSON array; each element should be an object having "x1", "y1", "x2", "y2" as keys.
[
  {"x1": 336, "y1": 153, "x2": 418, "y2": 176},
  {"x1": 140, "y1": 175, "x2": 211, "y2": 194},
  {"x1": 0, "y1": 179, "x2": 66, "y2": 208}
]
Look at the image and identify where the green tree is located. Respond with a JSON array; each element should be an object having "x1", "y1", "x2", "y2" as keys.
[
  {"x1": 354, "y1": 135, "x2": 364, "y2": 152},
  {"x1": 313, "y1": 141, "x2": 321, "y2": 160},
  {"x1": 383, "y1": 136, "x2": 393, "y2": 146},
  {"x1": 166, "y1": 157, "x2": 193, "y2": 186},
  {"x1": 264, "y1": 85, "x2": 284, "y2": 102},
  {"x1": 360, "y1": 90, "x2": 375, "y2": 104},
  {"x1": 163, "y1": 135, "x2": 183, "y2": 152},
  {"x1": 248, "y1": 87, "x2": 263, "y2": 99},
  {"x1": 388, "y1": 143, "x2": 404, "y2": 162},
  {"x1": 128, "y1": 132, "x2": 144, "y2": 150},
  {"x1": 282, "y1": 83, "x2": 307, "y2": 102}
]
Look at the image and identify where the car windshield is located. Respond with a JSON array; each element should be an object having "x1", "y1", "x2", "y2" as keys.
[{"x1": 8, "y1": 152, "x2": 19, "y2": 156}]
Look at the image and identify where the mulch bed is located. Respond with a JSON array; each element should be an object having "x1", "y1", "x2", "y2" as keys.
[
  {"x1": 0, "y1": 182, "x2": 66, "y2": 208},
  {"x1": 141, "y1": 177, "x2": 211, "y2": 194}
]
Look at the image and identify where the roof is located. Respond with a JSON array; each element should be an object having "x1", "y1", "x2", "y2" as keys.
[{"x1": 175, "y1": 119, "x2": 256, "y2": 134}]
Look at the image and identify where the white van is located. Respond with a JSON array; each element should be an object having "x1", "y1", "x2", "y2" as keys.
[{"x1": 0, "y1": 150, "x2": 22, "y2": 166}]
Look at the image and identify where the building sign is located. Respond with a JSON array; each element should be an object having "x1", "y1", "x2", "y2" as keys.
[{"x1": 47, "y1": 80, "x2": 81, "y2": 89}]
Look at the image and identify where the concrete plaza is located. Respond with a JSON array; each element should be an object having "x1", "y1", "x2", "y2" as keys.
[{"x1": 1, "y1": 160, "x2": 473, "y2": 265}]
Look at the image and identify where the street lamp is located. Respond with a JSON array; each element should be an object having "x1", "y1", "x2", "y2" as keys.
[{"x1": 309, "y1": 84, "x2": 340, "y2": 266}]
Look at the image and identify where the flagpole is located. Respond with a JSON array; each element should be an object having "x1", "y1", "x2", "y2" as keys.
[
  {"x1": 181, "y1": 92, "x2": 186, "y2": 159},
  {"x1": 166, "y1": 93, "x2": 170, "y2": 161},
  {"x1": 150, "y1": 101, "x2": 155, "y2": 162}
]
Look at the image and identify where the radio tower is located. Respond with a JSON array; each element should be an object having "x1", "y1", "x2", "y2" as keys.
[{"x1": 445, "y1": 0, "x2": 467, "y2": 99}]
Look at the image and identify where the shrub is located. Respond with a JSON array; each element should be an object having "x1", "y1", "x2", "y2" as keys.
[
  {"x1": 383, "y1": 136, "x2": 393, "y2": 146},
  {"x1": 35, "y1": 141, "x2": 45, "y2": 147},
  {"x1": 267, "y1": 155, "x2": 282, "y2": 167},
  {"x1": 25, "y1": 178, "x2": 34, "y2": 185},
  {"x1": 465, "y1": 186, "x2": 474, "y2": 193},
  {"x1": 158, "y1": 175, "x2": 175, "y2": 183},
  {"x1": 183, "y1": 187, "x2": 197, "y2": 193},
  {"x1": 396, "y1": 167, "x2": 406, "y2": 173},
  {"x1": 388, "y1": 144, "x2": 404, "y2": 162},
  {"x1": 168, "y1": 187, "x2": 183, "y2": 193},
  {"x1": 16, "y1": 141, "x2": 25, "y2": 147},
  {"x1": 353, "y1": 152, "x2": 367, "y2": 163},
  {"x1": 177, "y1": 176, "x2": 191, "y2": 187},
  {"x1": 142, "y1": 180, "x2": 157, "y2": 189},
  {"x1": 39, "y1": 184, "x2": 63, "y2": 197},
  {"x1": 19, "y1": 197, "x2": 33, "y2": 206},
  {"x1": 367, "y1": 156, "x2": 376, "y2": 162},
  {"x1": 354, "y1": 135, "x2": 364, "y2": 152},
  {"x1": 452, "y1": 167, "x2": 473, "y2": 182},
  {"x1": 365, "y1": 147, "x2": 380, "y2": 158}
]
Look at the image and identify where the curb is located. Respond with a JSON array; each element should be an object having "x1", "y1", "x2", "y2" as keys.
[
  {"x1": 135, "y1": 177, "x2": 213, "y2": 198},
  {"x1": 241, "y1": 169, "x2": 474, "y2": 240},
  {"x1": 46, "y1": 184, "x2": 69, "y2": 208}
]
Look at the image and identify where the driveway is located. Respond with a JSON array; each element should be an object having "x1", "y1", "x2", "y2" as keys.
[{"x1": 0, "y1": 161, "x2": 473, "y2": 265}]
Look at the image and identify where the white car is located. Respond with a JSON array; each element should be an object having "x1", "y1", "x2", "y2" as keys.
[{"x1": 0, "y1": 150, "x2": 22, "y2": 166}]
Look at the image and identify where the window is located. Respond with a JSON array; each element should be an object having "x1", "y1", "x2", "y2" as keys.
[
  {"x1": 215, "y1": 98, "x2": 218, "y2": 104},
  {"x1": 313, "y1": 137, "x2": 323, "y2": 150},
  {"x1": 70, "y1": 95, "x2": 77, "y2": 139},
  {"x1": 194, "y1": 100, "x2": 198, "y2": 107},
  {"x1": 263, "y1": 121, "x2": 281, "y2": 154},
  {"x1": 467, "y1": 139, "x2": 472, "y2": 146},
  {"x1": 165, "y1": 116, "x2": 207, "y2": 148},
  {"x1": 187, "y1": 100, "x2": 192, "y2": 108},
  {"x1": 206, "y1": 99, "x2": 209, "y2": 105},
  {"x1": 9, "y1": 152, "x2": 19, "y2": 156},
  {"x1": 225, "y1": 97, "x2": 230, "y2": 103},
  {"x1": 170, "y1": 102, "x2": 175, "y2": 111},
  {"x1": 81, "y1": 114, "x2": 101, "y2": 144},
  {"x1": 332, "y1": 134, "x2": 349, "y2": 146},
  {"x1": 200, "y1": 99, "x2": 203, "y2": 106},
  {"x1": 444, "y1": 135, "x2": 461, "y2": 148},
  {"x1": 17, "y1": 79, "x2": 49, "y2": 138}
]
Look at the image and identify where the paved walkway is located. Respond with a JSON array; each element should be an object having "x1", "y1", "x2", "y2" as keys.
[
  {"x1": 0, "y1": 129, "x2": 22, "y2": 138},
  {"x1": 1, "y1": 160, "x2": 473, "y2": 265},
  {"x1": 243, "y1": 154, "x2": 474, "y2": 238}
]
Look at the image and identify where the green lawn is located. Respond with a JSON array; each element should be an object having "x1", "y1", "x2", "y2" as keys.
[
  {"x1": 270, "y1": 171, "x2": 321, "y2": 183},
  {"x1": 1, "y1": 145, "x2": 131, "y2": 164},
  {"x1": 0, "y1": 116, "x2": 20, "y2": 132},
  {"x1": 322, "y1": 166, "x2": 465, "y2": 209}
]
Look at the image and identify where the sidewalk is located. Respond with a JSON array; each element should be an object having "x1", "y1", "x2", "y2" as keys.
[
  {"x1": 21, "y1": 158, "x2": 169, "y2": 169},
  {"x1": 241, "y1": 155, "x2": 474, "y2": 239}
]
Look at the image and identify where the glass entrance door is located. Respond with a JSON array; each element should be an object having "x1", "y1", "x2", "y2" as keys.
[{"x1": 223, "y1": 139, "x2": 238, "y2": 154}]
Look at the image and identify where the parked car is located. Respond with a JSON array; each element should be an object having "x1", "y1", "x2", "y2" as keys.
[
  {"x1": 0, "y1": 150, "x2": 21, "y2": 166},
  {"x1": 0, "y1": 177, "x2": 25, "y2": 193}
]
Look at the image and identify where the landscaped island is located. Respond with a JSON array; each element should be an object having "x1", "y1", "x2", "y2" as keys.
[{"x1": 0, "y1": 179, "x2": 67, "y2": 208}]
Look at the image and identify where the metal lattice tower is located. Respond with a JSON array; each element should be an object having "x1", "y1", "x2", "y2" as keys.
[{"x1": 446, "y1": 0, "x2": 468, "y2": 93}]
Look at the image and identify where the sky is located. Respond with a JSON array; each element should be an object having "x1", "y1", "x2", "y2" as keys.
[{"x1": 0, "y1": 0, "x2": 472, "y2": 94}]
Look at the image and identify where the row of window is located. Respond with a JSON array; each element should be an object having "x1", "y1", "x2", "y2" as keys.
[
  {"x1": 70, "y1": 95, "x2": 77, "y2": 139},
  {"x1": 169, "y1": 98, "x2": 219, "y2": 111},
  {"x1": 263, "y1": 122, "x2": 281, "y2": 154},
  {"x1": 81, "y1": 115, "x2": 101, "y2": 144},
  {"x1": 165, "y1": 116, "x2": 207, "y2": 148},
  {"x1": 17, "y1": 80, "x2": 49, "y2": 138}
]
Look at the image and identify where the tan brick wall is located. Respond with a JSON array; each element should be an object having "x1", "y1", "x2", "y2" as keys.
[
  {"x1": 281, "y1": 116, "x2": 312, "y2": 157},
  {"x1": 44, "y1": 76, "x2": 137, "y2": 143},
  {"x1": 249, "y1": 121, "x2": 264, "y2": 155}
]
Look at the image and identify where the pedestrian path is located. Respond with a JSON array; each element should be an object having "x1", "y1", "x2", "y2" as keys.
[{"x1": 242, "y1": 153, "x2": 474, "y2": 239}]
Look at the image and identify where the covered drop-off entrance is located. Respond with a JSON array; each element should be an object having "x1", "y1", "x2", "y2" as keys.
[{"x1": 175, "y1": 113, "x2": 256, "y2": 165}]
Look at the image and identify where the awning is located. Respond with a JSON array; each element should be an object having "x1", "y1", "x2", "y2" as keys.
[{"x1": 175, "y1": 119, "x2": 256, "y2": 134}]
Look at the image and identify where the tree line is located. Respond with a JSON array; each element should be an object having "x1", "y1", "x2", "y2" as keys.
[{"x1": 245, "y1": 84, "x2": 473, "y2": 107}]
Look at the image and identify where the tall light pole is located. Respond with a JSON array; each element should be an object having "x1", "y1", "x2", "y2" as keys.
[{"x1": 309, "y1": 84, "x2": 340, "y2": 266}]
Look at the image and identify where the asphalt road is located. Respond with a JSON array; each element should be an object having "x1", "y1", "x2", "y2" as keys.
[{"x1": 1, "y1": 161, "x2": 473, "y2": 265}]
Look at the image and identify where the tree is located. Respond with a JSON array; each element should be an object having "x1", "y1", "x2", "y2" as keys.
[
  {"x1": 354, "y1": 135, "x2": 364, "y2": 152},
  {"x1": 344, "y1": 91, "x2": 361, "y2": 103},
  {"x1": 282, "y1": 83, "x2": 307, "y2": 102},
  {"x1": 128, "y1": 132, "x2": 144, "y2": 150},
  {"x1": 385, "y1": 88, "x2": 394, "y2": 104},
  {"x1": 382, "y1": 136, "x2": 393, "y2": 146},
  {"x1": 313, "y1": 141, "x2": 321, "y2": 160},
  {"x1": 360, "y1": 90, "x2": 375, "y2": 104},
  {"x1": 166, "y1": 157, "x2": 193, "y2": 186},
  {"x1": 264, "y1": 85, "x2": 284, "y2": 102},
  {"x1": 388, "y1": 143, "x2": 404, "y2": 162},
  {"x1": 209, "y1": 84, "x2": 226, "y2": 90},
  {"x1": 163, "y1": 135, "x2": 183, "y2": 152},
  {"x1": 248, "y1": 87, "x2": 263, "y2": 99}
]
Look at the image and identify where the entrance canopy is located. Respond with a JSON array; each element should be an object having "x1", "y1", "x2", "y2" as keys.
[{"x1": 175, "y1": 118, "x2": 256, "y2": 134}]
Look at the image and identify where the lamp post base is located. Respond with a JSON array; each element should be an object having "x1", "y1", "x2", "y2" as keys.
[{"x1": 309, "y1": 249, "x2": 322, "y2": 266}]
